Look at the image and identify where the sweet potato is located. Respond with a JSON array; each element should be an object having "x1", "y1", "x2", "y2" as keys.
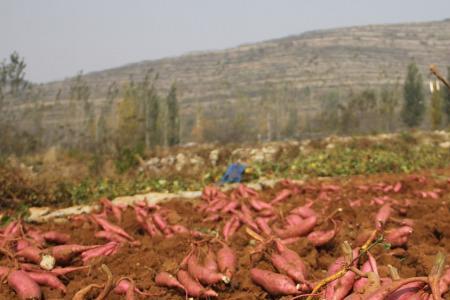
[
  {"x1": 187, "y1": 254, "x2": 229, "y2": 285},
  {"x1": 81, "y1": 242, "x2": 119, "y2": 263},
  {"x1": 217, "y1": 243, "x2": 236, "y2": 279},
  {"x1": 325, "y1": 268, "x2": 356, "y2": 300},
  {"x1": 16, "y1": 246, "x2": 42, "y2": 264},
  {"x1": 385, "y1": 282, "x2": 426, "y2": 300},
  {"x1": 375, "y1": 204, "x2": 391, "y2": 230},
  {"x1": 50, "y1": 265, "x2": 89, "y2": 276},
  {"x1": 250, "y1": 268, "x2": 300, "y2": 296},
  {"x1": 439, "y1": 268, "x2": 450, "y2": 296},
  {"x1": 385, "y1": 226, "x2": 413, "y2": 247},
  {"x1": 114, "y1": 278, "x2": 153, "y2": 298},
  {"x1": 204, "y1": 248, "x2": 218, "y2": 273},
  {"x1": 290, "y1": 205, "x2": 317, "y2": 218},
  {"x1": 220, "y1": 200, "x2": 239, "y2": 214},
  {"x1": 26, "y1": 230, "x2": 45, "y2": 246},
  {"x1": 307, "y1": 227, "x2": 336, "y2": 247},
  {"x1": 91, "y1": 215, "x2": 134, "y2": 240},
  {"x1": 364, "y1": 277, "x2": 429, "y2": 300},
  {"x1": 274, "y1": 215, "x2": 317, "y2": 239},
  {"x1": 274, "y1": 240, "x2": 308, "y2": 282},
  {"x1": 51, "y1": 244, "x2": 101, "y2": 264},
  {"x1": 255, "y1": 217, "x2": 273, "y2": 236},
  {"x1": 155, "y1": 271, "x2": 185, "y2": 291},
  {"x1": 271, "y1": 252, "x2": 308, "y2": 284},
  {"x1": 233, "y1": 209, "x2": 259, "y2": 232},
  {"x1": 8, "y1": 270, "x2": 42, "y2": 300},
  {"x1": 354, "y1": 253, "x2": 378, "y2": 293},
  {"x1": 95, "y1": 230, "x2": 130, "y2": 243},
  {"x1": 271, "y1": 189, "x2": 292, "y2": 204},
  {"x1": 42, "y1": 231, "x2": 70, "y2": 244},
  {"x1": 206, "y1": 198, "x2": 228, "y2": 213},
  {"x1": 26, "y1": 271, "x2": 67, "y2": 293},
  {"x1": 16, "y1": 239, "x2": 31, "y2": 251},
  {"x1": 249, "y1": 198, "x2": 273, "y2": 211},
  {"x1": 223, "y1": 216, "x2": 240, "y2": 241},
  {"x1": 285, "y1": 214, "x2": 304, "y2": 226},
  {"x1": 176, "y1": 270, "x2": 218, "y2": 298}
]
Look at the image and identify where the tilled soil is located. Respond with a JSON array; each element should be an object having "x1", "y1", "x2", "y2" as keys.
[{"x1": 1, "y1": 168, "x2": 450, "y2": 299}]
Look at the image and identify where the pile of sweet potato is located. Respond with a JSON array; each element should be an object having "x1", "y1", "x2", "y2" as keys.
[{"x1": 0, "y1": 174, "x2": 449, "y2": 299}]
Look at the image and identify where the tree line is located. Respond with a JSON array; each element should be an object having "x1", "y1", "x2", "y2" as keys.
[{"x1": 1, "y1": 52, "x2": 450, "y2": 155}]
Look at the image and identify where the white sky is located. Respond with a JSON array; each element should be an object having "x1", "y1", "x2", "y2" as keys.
[{"x1": 1, "y1": 0, "x2": 450, "y2": 83}]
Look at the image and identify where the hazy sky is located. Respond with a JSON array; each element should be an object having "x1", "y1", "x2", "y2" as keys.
[{"x1": 2, "y1": 0, "x2": 450, "y2": 83}]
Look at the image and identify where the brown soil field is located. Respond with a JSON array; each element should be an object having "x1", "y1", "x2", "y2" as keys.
[{"x1": 1, "y1": 168, "x2": 450, "y2": 299}]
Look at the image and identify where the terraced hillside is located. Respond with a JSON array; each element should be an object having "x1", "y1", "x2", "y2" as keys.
[{"x1": 3, "y1": 19, "x2": 450, "y2": 148}]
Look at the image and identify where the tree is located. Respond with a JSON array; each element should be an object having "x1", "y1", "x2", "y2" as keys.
[
  {"x1": 0, "y1": 51, "x2": 28, "y2": 101},
  {"x1": 443, "y1": 67, "x2": 450, "y2": 124},
  {"x1": 430, "y1": 81, "x2": 443, "y2": 129},
  {"x1": 378, "y1": 83, "x2": 399, "y2": 132},
  {"x1": 402, "y1": 63, "x2": 425, "y2": 128},
  {"x1": 166, "y1": 83, "x2": 180, "y2": 146}
]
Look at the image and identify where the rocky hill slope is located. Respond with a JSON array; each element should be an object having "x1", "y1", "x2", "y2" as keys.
[{"x1": 4, "y1": 19, "x2": 450, "y2": 150}]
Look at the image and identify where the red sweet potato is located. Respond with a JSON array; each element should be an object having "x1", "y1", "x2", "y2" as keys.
[
  {"x1": 255, "y1": 217, "x2": 273, "y2": 236},
  {"x1": 365, "y1": 277, "x2": 428, "y2": 300},
  {"x1": 8, "y1": 270, "x2": 42, "y2": 300},
  {"x1": 385, "y1": 281, "x2": 426, "y2": 300},
  {"x1": 290, "y1": 205, "x2": 317, "y2": 218},
  {"x1": 26, "y1": 230, "x2": 45, "y2": 246},
  {"x1": 307, "y1": 227, "x2": 336, "y2": 247},
  {"x1": 439, "y1": 268, "x2": 450, "y2": 296},
  {"x1": 220, "y1": 200, "x2": 239, "y2": 214},
  {"x1": 223, "y1": 216, "x2": 240, "y2": 241},
  {"x1": 250, "y1": 268, "x2": 300, "y2": 296},
  {"x1": 353, "y1": 253, "x2": 378, "y2": 293},
  {"x1": 16, "y1": 239, "x2": 31, "y2": 251},
  {"x1": 375, "y1": 204, "x2": 391, "y2": 230},
  {"x1": 271, "y1": 252, "x2": 308, "y2": 284},
  {"x1": 16, "y1": 246, "x2": 42, "y2": 264},
  {"x1": 274, "y1": 240, "x2": 308, "y2": 283},
  {"x1": 285, "y1": 214, "x2": 304, "y2": 226},
  {"x1": 204, "y1": 248, "x2": 218, "y2": 273},
  {"x1": 81, "y1": 242, "x2": 119, "y2": 263},
  {"x1": 51, "y1": 244, "x2": 101, "y2": 264},
  {"x1": 26, "y1": 271, "x2": 67, "y2": 293},
  {"x1": 155, "y1": 271, "x2": 185, "y2": 291},
  {"x1": 249, "y1": 198, "x2": 273, "y2": 211},
  {"x1": 114, "y1": 278, "x2": 150, "y2": 297},
  {"x1": 187, "y1": 254, "x2": 229, "y2": 285},
  {"x1": 385, "y1": 226, "x2": 413, "y2": 247},
  {"x1": 42, "y1": 231, "x2": 70, "y2": 244},
  {"x1": 217, "y1": 243, "x2": 236, "y2": 280},
  {"x1": 95, "y1": 230, "x2": 129, "y2": 243},
  {"x1": 270, "y1": 189, "x2": 292, "y2": 204},
  {"x1": 91, "y1": 215, "x2": 134, "y2": 240},
  {"x1": 274, "y1": 215, "x2": 317, "y2": 239},
  {"x1": 176, "y1": 270, "x2": 218, "y2": 298}
]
